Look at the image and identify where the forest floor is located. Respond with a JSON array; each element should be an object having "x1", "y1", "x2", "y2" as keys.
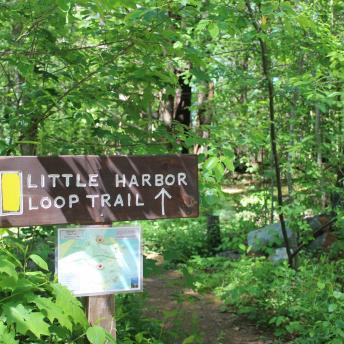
[{"x1": 143, "y1": 253, "x2": 275, "y2": 344}]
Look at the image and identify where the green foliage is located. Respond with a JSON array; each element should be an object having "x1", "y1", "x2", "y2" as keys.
[
  {"x1": 185, "y1": 255, "x2": 344, "y2": 343},
  {"x1": 116, "y1": 293, "x2": 163, "y2": 343},
  {"x1": 116, "y1": 289, "x2": 202, "y2": 344},
  {"x1": 0, "y1": 0, "x2": 342, "y2": 217},
  {"x1": 28, "y1": 254, "x2": 49, "y2": 271},
  {"x1": 142, "y1": 218, "x2": 208, "y2": 265},
  {"x1": 0, "y1": 234, "x2": 112, "y2": 343},
  {"x1": 0, "y1": 0, "x2": 343, "y2": 342},
  {"x1": 86, "y1": 326, "x2": 115, "y2": 344}
]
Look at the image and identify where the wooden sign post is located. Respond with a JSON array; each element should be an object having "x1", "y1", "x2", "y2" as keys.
[
  {"x1": 83, "y1": 225, "x2": 116, "y2": 341},
  {"x1": 0, "y1": 154, "x2": 199, "y2": 341},
  {"x1": 86, "y1": 294, "x2": 116, "y2": 339}
]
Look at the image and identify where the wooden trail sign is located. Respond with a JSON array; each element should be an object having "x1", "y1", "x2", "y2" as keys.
[{"x1": 0, "y1": 155, "x2": 198, "y2": 227}]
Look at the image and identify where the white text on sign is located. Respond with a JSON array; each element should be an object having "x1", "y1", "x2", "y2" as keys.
[{"x1": 26, "y1": 172, "x2": 188, "y2": 212}]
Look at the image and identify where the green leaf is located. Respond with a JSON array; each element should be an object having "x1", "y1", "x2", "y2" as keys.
[
  {"x1": 0, "y1": 259, "x2": 17, "y2": 278},
  {"x1": 56, "y1": 0, "x2": 70, "y2": 11},
  {"x1": 52, "y1": 283, "x2": 88, "y2": 328},
  {"x1": 105, "y1": 333, "x2": 116, "y2": 343},
  {"x1": 204, "y1": 157, "x2": 219, "y2": 171},
  {"x1": 173, "y1": 41, "x2": 183, "y2": 49},
  {"x1": 336, "y1": 320, "x2": 344, "y2": 329},
  {"x1": 0, "y1": 275, "x2": 18, "y2": 291},
  {"x1": 3, "y1": 304, "x2": 50, "y2": 338},
  {"x1": 196, "y1": 19, "x2": 210, "y2": 32},
  {"x1": 317, "y1": 281, "x2": 325, "y2": 289},
  {"x1": 0, "y1": 321, "x2": 18, "y2": 344},
  {"x1": 12, "y1": 276, "x2": 35, "y2": 293},
  {"x1": 204, "y1": 188, "x2": 218, "y2": 206},
  {"x1": 182, "y1": 335, "x2": 196, "y2": 344},
  {"x1": 328, "y1": 304, "x2": 337, "y2": 312},
  {"x1": 29, "y1": 254, "x2": 49, "y2": 271},
  {"x1": 333, "y1": 291, "x2": 344, "y2": 299},
  {"x1": 25, "y1": 312, "x2": 51, "y2": 338},
  {"x1": 135, "y1": 332, "x2": 144, "y2": 343},
  {"x1": 214, "y1": 162, "x2": 225, "y2": 181},
  {"x1": 221, "y1": 157, "x2": 234, "y2": 171},
  {"x1": 208, "y1": 22, "x2": 219, "y2": 39},
  {"x1": 86, "y1": 326, "x2": 106, "y2": 344},
  {"x1": 0, "y1": 249, "x2": 23, "y2": 269},
  {"x1": 33, "y1": 296, "x2": 73, "y2": 331},
  {"x1": 239, "y1": 244, "x2": 246, "y2": 252},
  {"x1": 17, "y1": 62, "x2": 32, "y2": 77}
]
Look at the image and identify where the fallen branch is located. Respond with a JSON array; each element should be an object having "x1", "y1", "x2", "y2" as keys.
[{"x1": 291, "y1": 217, "x2": 337, "y2": 258}]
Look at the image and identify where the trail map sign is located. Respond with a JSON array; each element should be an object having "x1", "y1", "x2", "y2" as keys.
[
  {"x1": 0, "y1": 155, "x2": 198, "y2": 227},
  {"x1": 57, "y1": 226, "x2": 143, "y2": 296}
]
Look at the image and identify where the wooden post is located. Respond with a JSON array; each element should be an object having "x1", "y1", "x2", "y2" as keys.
[
  {"x1": 207, "y1": 214, "x2": 221, "y2": 255},
  {"x1": 86, "y1": 294, "x2": 116, "y2": 339},
  {"x1": 82, "y1": 225, "x2": 116, "y2": 341}
]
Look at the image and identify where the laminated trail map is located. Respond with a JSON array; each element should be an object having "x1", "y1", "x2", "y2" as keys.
[{"x1": 57, "y1": 226, "x2": 142, "y2": 296}]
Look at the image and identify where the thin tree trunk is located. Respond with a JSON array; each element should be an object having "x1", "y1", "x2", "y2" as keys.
[
  {"x1": 314, "y1": 107, "x2": 327, "y2": 207},
  {"x1": 261, "y1": 40, "x2": 293, "y2": 267},
  {"x1": 11, "y1": 22, "x2": 38, "y2": 156},
  {"x1": 270, "y1": 157, "x2": 275, "y2": 223},
  {"x1": 207, "y1": 215, "x2": 221, "y2": 255},
  {"x1": 194, "y1": 82, "x2": 214, "y2": 155},
  {"x1": 195, "y1": 81, "x2": 221, "y2": 254},
  {"x1": 246, "y1": 0, "x2": 293, "y2": 267},
  {"x1": 315, "y1": 108, "x2": 322, "y2": 166},
  {"x1": 286, "y1": 96, "x2": 296, "y2": 200},
  {"x1": 174, "y1": 75, "x2": 192, "y2": 154}
]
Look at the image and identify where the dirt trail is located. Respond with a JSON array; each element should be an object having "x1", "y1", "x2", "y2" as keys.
[{"x1": 143, "y1": 256, "x2": 274, "y2": 344}]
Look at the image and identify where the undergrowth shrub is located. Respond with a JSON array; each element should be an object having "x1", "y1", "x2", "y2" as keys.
[
  {"x1": 116, "y1": 293, "x2": 163, "y2": 344},
  {"x1": 0, "y1": 232, "x2": 114, "y2": 343},
  {"x1": 142, "y1": 218, "x2": 207, "y2": 265},
  {"x1": 116, "y1": 292, "x2": 200, "y2": 344},
  {"x1": 186, "y1": 255, "x2": 344, "y2": 343}
]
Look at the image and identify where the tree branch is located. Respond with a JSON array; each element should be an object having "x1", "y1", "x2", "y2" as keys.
[
  {"x1": 0, "y1": 62, "x2": 20, "y2": 106},
  {"x1": 37, "y1": 42, "x2": 134, "y2": 125}
]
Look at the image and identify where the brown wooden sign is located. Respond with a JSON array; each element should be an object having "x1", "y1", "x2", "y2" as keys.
[{"x1": 0, "y1": 155, "x2": 198, "y2": 227}]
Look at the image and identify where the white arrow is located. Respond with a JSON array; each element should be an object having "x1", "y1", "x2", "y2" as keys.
[{"x1": 154, "y1": 187, "x2": 172, "y2": 216}]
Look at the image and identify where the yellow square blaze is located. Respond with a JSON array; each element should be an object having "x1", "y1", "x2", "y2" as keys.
[{"x1": 1, "y1": 172, "x2": 22, "y2": 213}]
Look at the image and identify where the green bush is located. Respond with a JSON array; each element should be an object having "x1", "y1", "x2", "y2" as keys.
[
  {"x1": 142, "y1": 218, "x2": 208, "y2": 265},
  {"x1": 186, "y1": 255, "x2": 344, "y2": 343},
  {"x1": 116, "y1": 293, "x2": 164, "y2": 344},
  {"x1": 0, "y1": 234, "x2": 113, "y2": 343}
]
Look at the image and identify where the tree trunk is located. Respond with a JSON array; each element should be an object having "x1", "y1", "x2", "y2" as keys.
[
  {"x1": 174, "y1": 75, "x2": 192, "y2": 154},
  {"x1": 260, "y1": 41, "x2": 293, "y2": 267},
  {"x1": 270, "y1": 157, "x2": 275, "y2": 223},
  {"x1": 194, "y1": 82, "x2": 214, "y2": 155},
  {"x1": 314, "y1": 107, "x2": 326, "y2": 207},
  {"x1": 331, "y1": 85, "x2": 343, "y2": 209},
  {"x1": 195, "y1": 81, "x2": 222, "y2": 254},
  {"x1": 207, "y1": 215, "x2": 221, "y2": 255},
  {"x1": 286, "y1": 96, "x2": 296, "y2": 200},
  {"x1": 246, "y1": 0, "x2": 294, "y2": 267},
  {"x1": 332, "y1": 154, "x2": 344, "y2": 209},
  {"x1": 158, "y1": 74, "x2": 191, "y2": 153}
]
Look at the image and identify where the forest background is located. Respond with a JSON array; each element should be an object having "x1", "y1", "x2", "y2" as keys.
[{"x1": 0, "y1": 0, "x2": 343, "y2": 343}]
